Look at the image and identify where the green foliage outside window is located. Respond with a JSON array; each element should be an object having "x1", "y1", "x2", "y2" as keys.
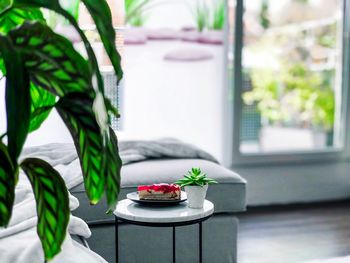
[{"x1": 244, "y1": 63, "x2": 335, "y2": 131}]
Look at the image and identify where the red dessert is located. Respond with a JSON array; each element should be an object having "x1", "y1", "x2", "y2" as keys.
[{"x1": 137, "y1": 183, "x2": 181, "y2": 200}]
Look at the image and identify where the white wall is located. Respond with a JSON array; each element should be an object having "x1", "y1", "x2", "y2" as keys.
[
  {"x1": 122, "y1": 40, "x2": 228, "y2": 163},
  {"x1": 122, "y1": 0, "x2": 229, "y2": 163},
  {"x1": 234, "y1": 160, "x2": 350, "y2": 206},
  {"x1": 24, "y1": 110, "x2": 73, "y2": 147}
]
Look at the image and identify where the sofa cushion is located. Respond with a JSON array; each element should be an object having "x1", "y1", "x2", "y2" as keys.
[{"x1": 71, "y1": 159, "x2": 246, "y2": 223}]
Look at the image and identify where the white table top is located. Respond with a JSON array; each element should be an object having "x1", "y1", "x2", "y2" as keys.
[{"x1": 114, "y1": 199, "x2": 214, "y2": 224}]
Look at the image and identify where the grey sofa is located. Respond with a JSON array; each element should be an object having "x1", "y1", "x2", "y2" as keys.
[{"x1": 71, "y1": 158, "x2": 246, "y2": 263}]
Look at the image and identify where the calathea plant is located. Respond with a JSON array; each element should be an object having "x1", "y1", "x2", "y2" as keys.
[{"x1": 0, "y1": 0, "x2": 123, "y2": 261}]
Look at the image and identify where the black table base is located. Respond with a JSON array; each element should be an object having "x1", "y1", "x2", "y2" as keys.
[{"x1": 115, "y1": 215, "x2": 212, "y2": 263}]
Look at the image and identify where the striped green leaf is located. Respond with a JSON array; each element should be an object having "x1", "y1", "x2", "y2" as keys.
[
  {"x1": 0, "y1": 2, "x2": 123, "y2": 261},
  {"x1": 81, "y1": 0, "x2": 123, "y2": 82},
  {"x1": 0, "y1": 141, "x2": 16, "y2": 227},
  {"x1": 0, "y1": 7, "x2": 44, "y2": 76},
  {"x1": 29, "y1": 83, "x2": 56, "y2": 132},
  {"x1": 12, "y1": 0, "x2": 107, "y2": 94},
  {"x1": 0, "y1": 7, "x2": 44, "y2": 34},
  {"x1": 2, "y1": 39, "x2": 31, "y2": 163},
  {"x1": 56, "y1": 93, "x2": 106, "y2": 204},
  {"x1": 0, "y1": 17, "x2": 56, "y2": 133},
  {"x1": 0, "y1": 0, "x2": 11, "y2": 13},
  {"x1": 8, "y1": 21, "x2": 92, "y2": 97},
  {"x1": 104, "y1": 128, "x2": 122, "y2": 213},
  {"x1": 11, "y1": 0, "x2": 60, "y2": 10},
  {"x1": 20, "y1": 158, "x2": 70, "y2": 261}
]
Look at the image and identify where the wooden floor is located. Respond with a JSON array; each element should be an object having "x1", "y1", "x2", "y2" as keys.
[{"x1": 237, "y1": 201, "x2": 350, "y2": 263}]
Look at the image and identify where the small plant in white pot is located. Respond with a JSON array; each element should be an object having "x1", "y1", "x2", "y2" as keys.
[{"x1": 175, "y1": 168, "x2": 217, "y2": 209}]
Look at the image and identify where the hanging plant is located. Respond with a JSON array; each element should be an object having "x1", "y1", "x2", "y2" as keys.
[{"x1": 0, "y1": 0, "x2": 123, "y2": 261}]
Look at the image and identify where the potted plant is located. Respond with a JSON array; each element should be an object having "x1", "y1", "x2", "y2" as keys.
[
  {"x1": 0, "y1": 0, "x2": 123, "y2": 261},
  {"x1": 175, "y1": 168, "x2": 217, "y2": 209}
]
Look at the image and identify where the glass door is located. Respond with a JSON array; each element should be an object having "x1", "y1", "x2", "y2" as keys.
[{"x1": 231, "y1": 0, "x2": 350, "y2": 164}]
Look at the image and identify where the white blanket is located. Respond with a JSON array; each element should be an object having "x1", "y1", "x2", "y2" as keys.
[
  {"x1": 0, "y1": 172, "x2": 107, "y2": 263},
  {"x1": 20, "y1": 143, "x2": 82, "y2": 189}
]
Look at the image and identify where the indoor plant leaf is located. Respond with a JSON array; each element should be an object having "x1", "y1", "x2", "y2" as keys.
[
  {"x1": 104, "y1": 128, "x2": 122, "y2": 212},
  {"x1": 8, "y1": 21, "x2": 92, "y2": 97},
  {"x1": 105, "y1": 97, "x2": 120, "y2": 118},
  {"x1": 0, "y1": 7, "x2": 44, "y2": 76},
  {"x1": 0, "y1": 19, "x2": 57, "y2": 133},
  {"x1": 1, "y1": 38, "x2": 31, "y2": 163},
  {"x1": 0, "y1": 7, "x2": 44, "y2": 34},
  {"x1": 175, "y1": 168, "x2": 217, "y2": 187},
  {"x1": 10, "y1": 0, "x2": 61, "y2": 11},
  {"x1": 0, "y1": 58, "x2": 4, "y2": 75},
  {"x1": 0, "y1": 1, "x2": 123, "y2": 260},
  {"x1": 20, "y1": 158, "x2": 70, "y2": 261},
  {"x1": 29, "y1": 83, "x2": 56, "y2": 132},
  {"x1": 11, "y1": 0, "x2": 107, "y2": 94},
  {"x1": 80, "y1": 0, "x2": 123, "y2": 82},
  {"x1": 0, "y1": 0, "x2": 12, "y2": 13},
  {"x1": 0, "y1": 141, "x2": 16, "y2": 227},
  {"x1": 56, "y1": 93, "x2": 106, "y2": 204}
]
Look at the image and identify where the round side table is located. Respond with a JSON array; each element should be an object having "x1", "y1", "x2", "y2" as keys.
[{"x1": 114, "y1": 199, "x2": 214, "y2": 263}]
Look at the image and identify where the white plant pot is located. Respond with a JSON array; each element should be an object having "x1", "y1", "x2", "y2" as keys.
[{"x1": 184, "y1": 185, "x2": 208, "y2": 209}]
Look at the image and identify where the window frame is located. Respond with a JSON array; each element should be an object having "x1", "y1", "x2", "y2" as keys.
[{"x1": 231, "y1": 0, "x2": 350, "y2": 166}]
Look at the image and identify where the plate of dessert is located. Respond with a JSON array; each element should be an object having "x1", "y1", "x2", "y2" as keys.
[{"x1": 127, "y1": 183, "x2": 187, "y2": 205}]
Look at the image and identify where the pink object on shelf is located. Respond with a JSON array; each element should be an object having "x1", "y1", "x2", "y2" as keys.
[
  {"x1": 181, "y1": 30, "x2": 201, "y2": 43},
  {"x1": 124, "y1": 28, "x2": 148, "y2": 45},
  {"x1": 146, "y1": 28, "x2": 179, "y2": 40},
  {"x1": 181, "y1": 26, "x2": 197, "y2": 32},
  {"x1": 164, "y1": 48, "x2": 213, "y2": 62},
  {"x1": 197, "y1": 30, "x2": 224, "y2": 45},
  {"x1": 124, "y1": 34, "x2": 147, "y2": 45}
]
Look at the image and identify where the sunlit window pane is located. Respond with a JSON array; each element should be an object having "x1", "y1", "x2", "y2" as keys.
[{"x1": 240, "y1": 0, "x2": 343, "y2": 153}]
